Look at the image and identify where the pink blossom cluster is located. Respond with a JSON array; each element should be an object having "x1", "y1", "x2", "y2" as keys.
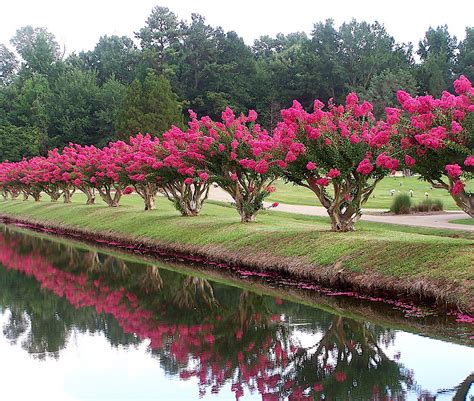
[
  {"x1": 274, "y1": 93, "x2": 398, "y2": 186},
  {"x1": 390, "y1": 75, "x2": 473, "y2": 200}
]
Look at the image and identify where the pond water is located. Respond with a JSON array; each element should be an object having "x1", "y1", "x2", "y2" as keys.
[{"x1": 0, "y1": 223, "x2": 472, "y2": 401}]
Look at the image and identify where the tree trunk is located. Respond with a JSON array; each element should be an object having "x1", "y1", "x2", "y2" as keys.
[
  {"x1": 328, "y1": 210, "x2": 360, "y2": 232},
  {"x1": 22, "y1": 191, "x2": 29, "y2": 201},
  {"x1": 79, "y1": 187, "x2": 96, "y2": 205},
  {"x1": 63, "y1": 187, "x2": 75, "y2": 203},
  {"x1": 239, "y1": 209, "x2": 258, "y2": 223},
  {"x1": 98, "y1": 187, "x2": 122, "y2": 207},
  {"x1": 1, "y1": 190, "x2": 8, "y2": 200},
  {"x1": 135, "y1": 183, "x2": 157, "y2": 211},
  {"x1": 46, "y1": 190, "x2": 61, "y2": 202},
  {"x1": 453, "y1": 374, "x2": 473, "y2": 401},
  {"x1": 179, "y1": 201, "x2": 200, "y2": 216},
  {"x1": 10, "y1": 189, "x2": 20, "y2": 200},
  {"x1": 144, "y1": 195, "x2": 156, "y2": 211},
  {"x1": 31, "y1": 191, "x2": 41, "y2": 202},
  {"x1": 452, "y1": 189, "x2": 474, "y2": 217},
  {"x1": 162, "y1": 182, "x2": 209, "y2": 217}
]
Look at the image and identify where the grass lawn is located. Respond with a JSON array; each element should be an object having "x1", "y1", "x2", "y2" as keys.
[
  {"x1": 451, "y1": 218, "x2": 474, "y2": 226},
  {"x1": 267, "y1": 176, "x2": 474, "y2": 210},
  {"x1": 0, "y1": 193, "x2": 473, "y2": 308}
]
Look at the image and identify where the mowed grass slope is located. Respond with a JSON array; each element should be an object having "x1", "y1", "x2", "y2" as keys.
[
  {"x1": 0, "y1": 194, "x2": 473, "y2": 308},
  {"x1": 267, "y1": 176, "x2": 474, "y2": 210}
]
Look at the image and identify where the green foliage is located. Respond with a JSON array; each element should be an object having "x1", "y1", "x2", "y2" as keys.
[
  {"x1": 79, "y1": 35, "x2": 139, "y2": 85},
  {"x1": 455, "y1": 27, "x2": 474, "y2": 81},
  {"x1": 10, "y1": 26, "x2": 60, "y2": 77},
  {"x1": 417, "y1": 25, "x2": 458, "y2": 96},
  {"x1": 0, "y1": 44, "x2": 18, "y2": 85},
  {"x1": 390, "y1": 194, "x2": 412, "y2": 214},
  {"x1": 363, "y1": 68, "x2": 418, "y2": 118},
  {"x1": 116, "y1": 71, "x2": 183, "y2": 137},
  {"x1": 95, "y1": 77, "x2": 126, "y2": 146},
  {"x1": 48, "y1": 68, "x2": 100, "y2": 146},
  {"x1": 339, "y1": 20, "x2": 413, "y2": 93},
  {"x1": 9, "y1": 74, "x2": 51, "y2": 130},
  {"x1": 0, "y1": 123, "x2": 40, "y2": 161}
]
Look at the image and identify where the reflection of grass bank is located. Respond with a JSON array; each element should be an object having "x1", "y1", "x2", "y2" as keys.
[
  {"x1": 0, "y1": 195, "x2": 473, "y2": 311},
  {"x1": 451, "y1": 218, "x2": 474, "y2": 226},
  {"x1": 267, "y1": 176, "x2": 474, "y2": 210}
]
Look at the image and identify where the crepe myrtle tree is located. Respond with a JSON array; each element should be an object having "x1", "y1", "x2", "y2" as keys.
[
  {"x1": 391, "y1": 75, "x2": 474, "y2": 217},
  {"x1": 113, "y1": 134, "x2": 163, "y2": 211},
  {"x1": 160, "y1": 126, "x2": 210, "y2": 217},
  {"x1": 275, "y1": 94, "x2": 398, "y2": 232},
  {"x1": 60, "y1": 144, "x2": 97, "y2": 205},
  {"x1": 17, "y1": 158, "x2": 44, "y2": 201},
  {"x1": 0, "y1": 161, "x2": 21, "y2": 199},
  {"x1": 183, "y1": 108, "x2": 283, "y2": 222},
  {"x1": 70, "y1": 144, "x2": 124, "y2": 207},
  {"x1": 39, "y1": 149, "x2": 76, "y2": 203}
]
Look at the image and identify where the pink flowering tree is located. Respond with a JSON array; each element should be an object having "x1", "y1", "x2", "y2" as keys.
[
  {"x1": 0, "y1": 162, "x2": 22, "y2": 200},
  {"x1": 62, "y1": 145, "x2": 97, "y2": 205},
  {"x1": 71, "y1": 145, "x2": 124, "y2": 207},
  {"x1": 36, "y1": 149, "x2": 76, "y2": 203},
  {"x1": 17, "y1": 158, "x2": 44, "y2": 201},
  {"x1": 112, "y1": 131, "x2": 210, "y2": 215},
  {"x1": 113, "y1": 134, "x2": 163, "y2": 211},
  {"x1": 159, "y1": 126, "x2": 210, "y2": 216},
  {"x1": 184, "y1": 108, "x2": 283, "y2": 222},
  {"x1": 391, "y1": 75, "x2": 473, "y2": 217},
  {"x1": 275, "y1": 94, "x2": 398, "y2": 231}
]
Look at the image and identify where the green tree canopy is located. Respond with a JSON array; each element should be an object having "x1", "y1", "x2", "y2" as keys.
[
  {"x1": 117, "y1": 71, "x2": 183, "y2": 138},
  {"x1": 10, "y1": 26, "x2": 61, "y2": 77}
]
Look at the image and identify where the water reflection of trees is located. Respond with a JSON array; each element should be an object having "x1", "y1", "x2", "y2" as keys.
[{"x1": 0, "y1": 226, "x2": 456, "y2": 400}]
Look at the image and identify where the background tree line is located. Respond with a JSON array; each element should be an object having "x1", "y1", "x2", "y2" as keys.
[{"x1": 0, "y1": 6, "x2": 472, "y2": 161}]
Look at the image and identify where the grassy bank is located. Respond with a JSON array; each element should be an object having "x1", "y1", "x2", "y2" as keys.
[
  {"x1": 1, "y1": 195, "x2": 473, "y2": 311},
  {"x1": 267, "y1": 176, "x2": 474, "y2": 210},
  {"x1": 451, "y1": 218, "x2": 474, "y2": 226}
]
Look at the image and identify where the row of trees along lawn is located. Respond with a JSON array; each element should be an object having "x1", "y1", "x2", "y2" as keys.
[{"x1": 0, "y1": 6, "x2": 473, "y2": 161}]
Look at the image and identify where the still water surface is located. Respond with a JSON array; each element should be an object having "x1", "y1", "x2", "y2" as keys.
[{"x1": 0, "y1": 224, "x2": 472, "y2": 400}]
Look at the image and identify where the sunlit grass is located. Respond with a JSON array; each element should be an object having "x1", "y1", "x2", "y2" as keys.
[
  {"x1": 451, "y1": 218, "x2": 474, "y2": 226},
  {"x1": 267, "y1": 176, "x2": 474, "y2": 210}
]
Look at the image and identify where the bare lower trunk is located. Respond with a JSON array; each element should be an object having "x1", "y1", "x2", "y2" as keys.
[
  {"x1": 98, "y1": 186, "x2": 122, "y2": 207},
  {"x1": 31, "y1": 191, "x2": 41, "y2": 202},
  {"x1": 135, "y1": 183, "x2": 158, "y2": 211},
  {"x1": 225, "y1": 180, "x2": 268, "y2": 223},
  {"x1": 79, "y1": 186, "x2": 95, "y2": 205},
  {"x1": 328, "y1": 209, "x2": 361, "y2": 232},
  {"x1": 1, "y1": 189, "x2": 7, "y2": 200},
  {"x1": 10, "y1": 189, "x2": 20, "y2": 200},
  {"x1": 162, "y1": 182, "x2": 209, "y2": 217},
  {"x1": 453, "y1": 374, "x2": 474, "y2": 401},
  {"x1": 239, "y1": 209, "x2": 258, "y2": 223},
  {"x1": 63, "y1": 187, "x2": 75, "y2": 203},
  {"x1": 46, "y1": 189, "x2": 61, "y2": 202},
  {"x1": 307, "y1": 177, "x2": 379, "y2": 232},
  {"x1": 22, "y1": 191, "x2": 29, "y2": 201},
  {"x1": 144, "y1": 195, "x2": 155, "y2": 211},
  {"x1": 452, "y1": 190, "x2": 473, "y2": 217},
  {"x1": 430, "y1": 178, "x2": 473, "y2": 218}
]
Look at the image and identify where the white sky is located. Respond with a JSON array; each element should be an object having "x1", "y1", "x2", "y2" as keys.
[{"x1": 0, "y1": 0, "x2": 473, "y2": 55}]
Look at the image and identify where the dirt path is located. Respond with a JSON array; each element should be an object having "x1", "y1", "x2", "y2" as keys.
[{"x1": 208, "y1": 186, "x2": 474, "y2": 232}]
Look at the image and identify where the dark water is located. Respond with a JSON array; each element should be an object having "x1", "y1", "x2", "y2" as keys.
[{"x1": 0, "y1": 224, "x2": 472, "y2": 401}]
